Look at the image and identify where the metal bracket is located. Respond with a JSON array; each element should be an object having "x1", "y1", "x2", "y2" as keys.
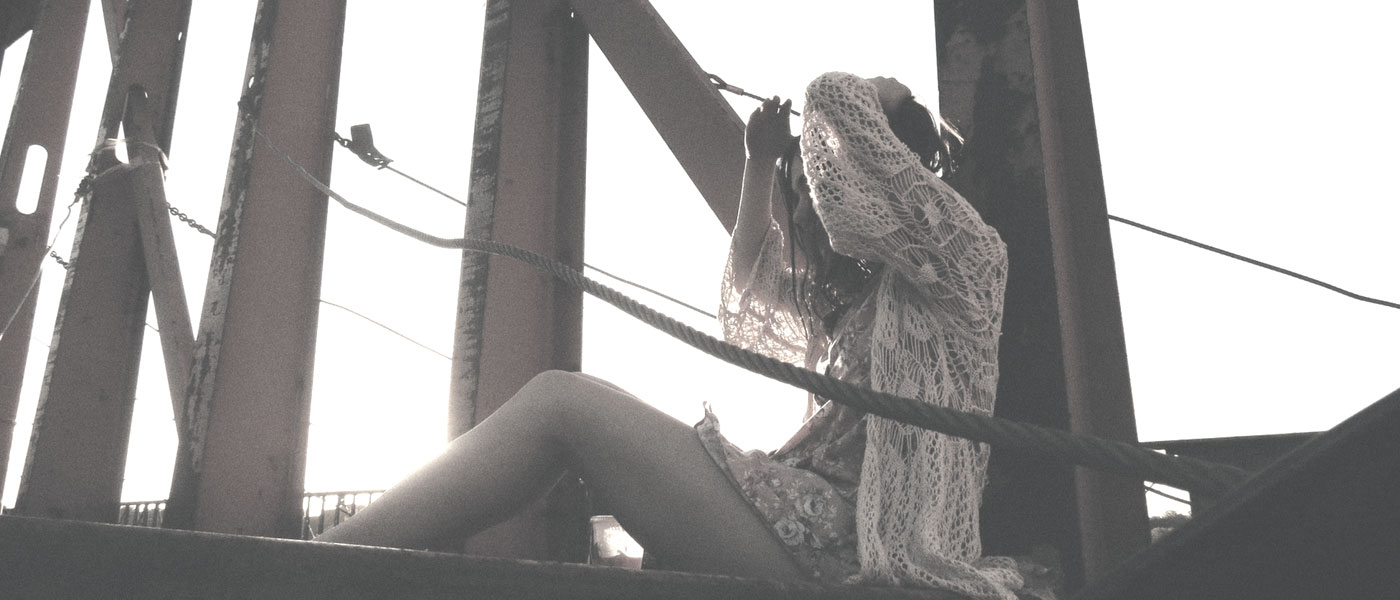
[{"x1": 335, "y1": 123, "x2": 392, "y2": 168}]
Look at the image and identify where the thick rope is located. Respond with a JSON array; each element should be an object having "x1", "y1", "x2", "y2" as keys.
[
  {"x1": 460, "y1": 237, "x2": 1248, "y2": 495},
  {"x1": 255, "y1": 129, "x2": 1251, "y2": 496}
]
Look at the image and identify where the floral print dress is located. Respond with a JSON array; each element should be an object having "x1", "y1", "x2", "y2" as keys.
[{"x1": 695, "y1": 288, "x2": 879, "y2": 583}]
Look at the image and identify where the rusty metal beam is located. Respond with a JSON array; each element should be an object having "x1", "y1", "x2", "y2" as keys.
[
  {"x1": 934, "y1": 0, "x2": 1148, "y2": 591},
  {"x1": 0, "y1": 0, "x2": 87, "y2": 355},
  {"x1": 569, "y1": 0, "x2": 743, "y2": 231},
  {"x1": 124, "y1": 86, "x2": 195, "y2": 424},
  {"x1": 100, "y1": 0, "x2": 129, "y2": 63},
  {"x1": 0, "y1": 0, "x2": 89, "y2": 514},
  {"x1": 85, "y1": 0, "x2": 194, "y2": 424},
  {"x1": 165, "y1": 0, "x2": 345, "y2": 538},
  {"x1": 9, "y1": 0, "x2": 191, "y2": 523},
  {"x1": 11, "y1": 157, "x2": 149, "y2": 523},
  {"x1": 451, "y1": 0, "x2": 588, "y2": 560},
  {"x1": 94, "y1": 0, "x2": 191, "y2": 154}
]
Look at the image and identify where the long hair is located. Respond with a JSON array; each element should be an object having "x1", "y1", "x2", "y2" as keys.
[
  {"x1": 887, "y1": 97, "x2": 964, "y2": 177},
  {"x1": 777, "y1": 96, "x2": 961, "y2": 335}
]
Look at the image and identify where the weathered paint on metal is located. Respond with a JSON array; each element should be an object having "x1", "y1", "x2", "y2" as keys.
[
  {"x1": 0, "y1": 0, "x2": 100, "y2": 520},
  {"x1": 99, "y1": 0, "x2": 130, "y2": 63},
  {"x1": 451, "y1": 0, "x2": 512, "y2": 440},
  {"x1": 165, "y1": 0, "x2": 345, "y2": 539},
  {"x1": 451, "y1": 0, "x2": 589, "y2": 560},
  {"x1": 0, "y1": 0, "x2": 88, "y2": 359},
  {"x1": 570, "y1": 0, "x2": 745, "y2": 232},
  {"x1": 12, "y1": 164, "x2": 150, "y2": 523},
  {"x1": 94, "y1": 0, "x2": 192, "y2": 154},
  {"x1": 8, "y1": 0, "x2": 192, "y2": 524},
  {"x1": 123, "y1": 87, "x2": 195, "y2": 426},
  {"x1": 165, "y1": 3, "x2": 285, "y2": 530},
  {"x1": 934, "y1": 0, "x2": 1148, "y2": 590}
]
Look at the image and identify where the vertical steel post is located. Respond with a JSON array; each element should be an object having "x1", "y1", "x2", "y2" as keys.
[
  {"x1": 0, "y1": 0, "x2": 85, "y2": 495},
  {"x1": 165, "y1": 0, "x2": 344, "y2": 538},
  {"x1": 0, "y1": 0, "x2": 89, "y2": 417},
  {"x1": 0, "y1": 0, "x2": 90, "y2": 512},
  {"x1": 451, "y1": 0, "x2": 588, "y2": 559},
  {"x1": 10, "y1": 0, "x2": 192, "y2": 523},
  {"x1": 12, "y1": 158, "x2": 149, "y2": 522},
  {"x1": 1027, "y1": 1, "x2": 1150, "y2": 583},
  {"x1": 934, "y1": 0, "x2": 1148, "y2": 590}
]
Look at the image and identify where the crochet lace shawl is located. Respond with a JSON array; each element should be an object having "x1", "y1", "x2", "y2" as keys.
[{"x1": 720, "y1": 72, "x2": 1021, "y2": 598}]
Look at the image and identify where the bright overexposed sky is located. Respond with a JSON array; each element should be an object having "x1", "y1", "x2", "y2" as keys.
[{"x1": 2, "y1": 1, "x2": 1397, "y2": 521}]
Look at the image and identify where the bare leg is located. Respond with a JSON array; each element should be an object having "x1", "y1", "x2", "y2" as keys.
[{"x1": 315, "y1": 370, "x2": 805, "y2": 580}]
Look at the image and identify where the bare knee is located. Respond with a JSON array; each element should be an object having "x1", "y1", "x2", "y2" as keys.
[
  {"x1": 507, "y1": 370, "x2": 599, "y2": 434},
  {"x1": 510, "y1": 370, "x2": 654, "y2": 449},
  {"x1": 520, "y1": 369, "x2": 585, "y2": 395}
]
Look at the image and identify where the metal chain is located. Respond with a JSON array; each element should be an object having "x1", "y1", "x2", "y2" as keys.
[
  {"x1": 49, "y1": 251, "x2": 72, "y2": 270},
  {"x1": 167, "y1": 203, "x2": 216, "y2": 239}
]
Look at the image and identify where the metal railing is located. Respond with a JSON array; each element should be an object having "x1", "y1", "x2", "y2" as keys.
[
  {"x1": 114, "y1": 490, "x2": 384, "y2": 540},
  {"x1": 301, "y1": 490, "x2": 383, "y2": 539},
  {"x1": 116, "y1": 500, "x2": 167, "y2": 528}
]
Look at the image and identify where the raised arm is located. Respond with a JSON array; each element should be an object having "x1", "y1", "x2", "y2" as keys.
[
  {"x1": 728, "y1": 97, "x2": 792, "y2": 293},
  {"x1": 719, "y1": 97, "x2": 813, "y2": 366},
  {"x1": 800, "y1": 72, "x2": 1007, "y2": 328}
]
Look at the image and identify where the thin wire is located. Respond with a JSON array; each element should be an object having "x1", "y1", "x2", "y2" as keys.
[
  {"x1": 382, "y1": 165, "x2": 467, "y2": 209},
  {"x1": 709, "y1": 73, "x2": 801, "y2": 116},
  {"x1": 1145, "y1": 484, "x2": 1192, "y2": 506},
  {"x1": 585, "y1": 263, "x2": 715, "y2": 320},
  {"x1": 1108, "y1": 214, "x2": 1400, "y2": 311},
  {"x1": 2, "y1": 180, "x2": 86, "y2": 337},
  {"x1": 319, "y1": 299, "x2": 452, "y2": 361},
  {"x1": 717, "y1": 73, "x2": 1397, "y2": 313},
  {"x1": 141, "y1": 138, "x2": 451, "y2": 363},
  {"x1": 330, "y1": 133, "x2": 715, "y2": 322}
]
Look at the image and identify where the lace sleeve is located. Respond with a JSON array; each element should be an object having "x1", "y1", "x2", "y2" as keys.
[
  {"x1": 800, "y1": 72, "x2": 1007, "y2": 331},
  {"x1": 719, "y1": 214, "x2": 815, "y2": 368}
]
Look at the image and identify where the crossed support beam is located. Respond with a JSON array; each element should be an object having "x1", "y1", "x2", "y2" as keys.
[
  {"x1": 14, "y1": 87, "x2": 195, "y2": 523},
  {"x1": 3, "y1": 0, "x2": 193, "y2": 520}
]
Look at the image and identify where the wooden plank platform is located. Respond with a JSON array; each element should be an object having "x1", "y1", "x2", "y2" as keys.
[
  {"x1": 0, "y1": 515, "x2": 960, "y2": 599},
  {"x1": 6, "y1": 387, "x2": 1395, "y2": 599},
  {"x1": 1075, "y1": 386, "x2": 1400, "y2": 599}
]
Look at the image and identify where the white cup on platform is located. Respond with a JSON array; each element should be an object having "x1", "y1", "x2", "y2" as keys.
[{"x1": 587, "y1": 515, "x2": 644, "y2": 569}]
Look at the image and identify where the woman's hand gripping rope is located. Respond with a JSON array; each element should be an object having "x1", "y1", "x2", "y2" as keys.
[{"x1": 745, "y1": 96, "x2": 793, "y2": 163}]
